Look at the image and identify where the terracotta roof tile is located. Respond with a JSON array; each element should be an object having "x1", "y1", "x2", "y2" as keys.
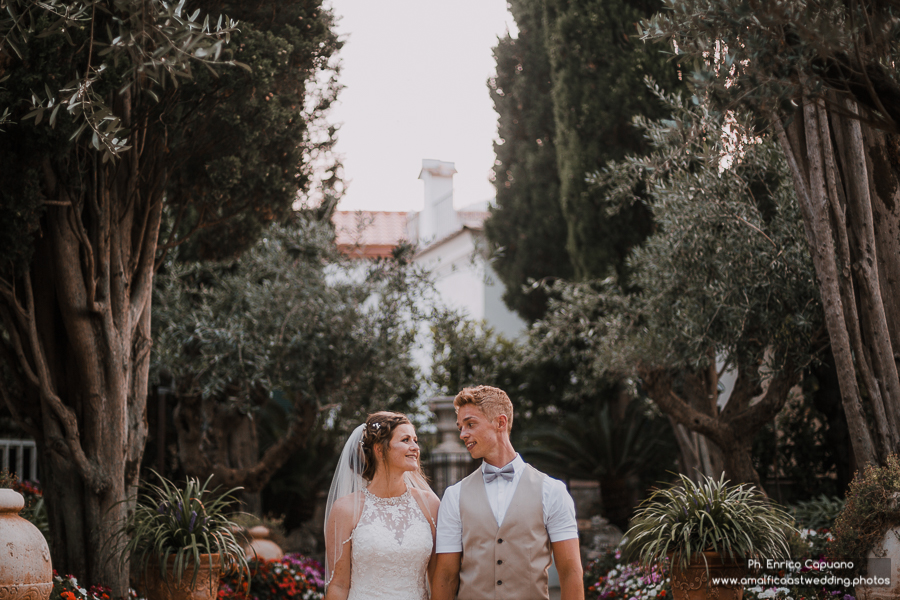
[{"x1": 332, "y1": 211, "x2": 409, "y2": 258}]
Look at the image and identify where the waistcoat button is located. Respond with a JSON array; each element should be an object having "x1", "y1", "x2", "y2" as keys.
[
  {"x1": 497, "y1": 560, "x2": 502, "y2": 565},
  {"x1": 497, "y1": 580, "x2": 503, "y2": 585},
  {"x1": 497, "y1": 538, "x2": 503, "y2": 543}
]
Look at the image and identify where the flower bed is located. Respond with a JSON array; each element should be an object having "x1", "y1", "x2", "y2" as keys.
[
  {"x1": 742, "y1": 528, "x2": 854, "y2": 600},
  {"x1": 50, "y1": 572, "x2": 137, "y2": 600},
  {"x1": 49, "y1": 554, "x2": 324, "y2": 600},
  {"x1": 219, "y1": 554, "x2": 325, "y2": 600},
  {"x1": 584, "y1": 548, "x2": 671, "y2": 600},
  {"x1": 584, "y1": 528, "x2": 860, "y2": 600}
]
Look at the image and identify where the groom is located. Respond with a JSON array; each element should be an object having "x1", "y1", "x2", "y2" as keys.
[{"x1": 432, "y1": 385, "x2": 584, "y2": 600}]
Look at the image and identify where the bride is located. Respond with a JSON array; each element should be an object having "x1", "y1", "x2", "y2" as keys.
[{"x1": 324, "y1": 411, "x2": 441, "y2": 600}]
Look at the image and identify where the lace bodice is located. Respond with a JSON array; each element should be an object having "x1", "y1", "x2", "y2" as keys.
[{"x1": 347, "y1": 487, "x2": 433, "y2": 600}]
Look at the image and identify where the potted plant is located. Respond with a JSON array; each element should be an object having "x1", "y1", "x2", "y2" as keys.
[
  {"x1": 624, "y1": 473, "x2": 796, "y2": 600},
  {"x1": 831, "y1": 454, "x2": 900, "y2": 600},
  {"x1": 119, "y1": 472, "x2": 249, "y2": 600}
]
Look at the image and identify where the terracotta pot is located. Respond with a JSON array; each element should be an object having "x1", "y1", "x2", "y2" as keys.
[
  {"x1": 855, "y1": 526, "x2": 900, "y2": 600},
  {"x1": 669, "y1": 552, "x2": 744, "y2": 600},
  {"x1": 247, "y1": 526, "x2": 283, "y2": 562},
  {"x1": 0, "y1": 488, "x2": 53, "y2": 600},
  {"x1": 141, "y1": 553, "x2": 221, "y2": 600}
]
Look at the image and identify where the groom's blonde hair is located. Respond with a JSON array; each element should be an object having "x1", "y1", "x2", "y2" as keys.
[{"x1": 453, "y1": 385, "x2": 514, "y2": 431}]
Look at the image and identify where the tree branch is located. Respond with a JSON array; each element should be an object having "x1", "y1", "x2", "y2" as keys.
[
  {"x1": 20, "y1": 269, "x2": 109, "y2": 494},
  {"x1": 0, "y1": 304, "x2": 40, "y2": 387}
]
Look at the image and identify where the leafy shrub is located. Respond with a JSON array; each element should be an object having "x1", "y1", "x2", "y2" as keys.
[
  {"x1": 790, "y1": 495, "x2": 846, "y2": 531},
  {"x1": 831, "y1": 455, "x2": 900, "y2": 575},
  {"x1": 219, "y1": 554, "x2": 324, "y2": 600}
]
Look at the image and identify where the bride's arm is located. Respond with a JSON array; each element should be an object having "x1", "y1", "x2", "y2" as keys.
[
  {"x1": 423, "y1": 491, "x2": 441, "y2": 585},
  {"x1": 324, "y1": 497, "x2": 357, "y2": 600}
]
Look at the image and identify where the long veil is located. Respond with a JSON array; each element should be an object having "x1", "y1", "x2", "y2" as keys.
[{"x1": 323, "y1": 423, "x2": 437, "y2": 590}]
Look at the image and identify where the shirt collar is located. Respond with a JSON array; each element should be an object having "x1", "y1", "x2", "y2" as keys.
[{"x1": 481, "y1": 453, "x2": 523, "y2": 474}]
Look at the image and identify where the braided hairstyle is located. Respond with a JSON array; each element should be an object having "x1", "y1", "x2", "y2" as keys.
[{"x1": 359, "y1": 411, "x2": 420, "y2": 481}]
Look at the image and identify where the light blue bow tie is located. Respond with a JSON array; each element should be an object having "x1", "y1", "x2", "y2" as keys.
[{"x1": 483, "y1": 463, "x2": 515, "y2": 483}]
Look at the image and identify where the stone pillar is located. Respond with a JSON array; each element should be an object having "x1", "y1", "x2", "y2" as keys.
[{"x1": 426, "y1": 396, "x2": 474, "y2": 499}]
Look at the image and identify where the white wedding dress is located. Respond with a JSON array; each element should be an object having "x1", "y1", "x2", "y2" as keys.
[{"x1": 346, "y1": 487, "x2": 433, "y2": 600}]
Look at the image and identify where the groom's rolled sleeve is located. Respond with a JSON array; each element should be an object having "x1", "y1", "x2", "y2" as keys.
[
  {"x1": 544, "y1": 477, "x2": 579, "y2": 542},
  {"x1": 435, "y1": 483, "x2": 463, "y2": 553}
]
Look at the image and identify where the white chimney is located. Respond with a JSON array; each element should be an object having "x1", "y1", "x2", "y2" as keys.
[{"x1": 418, "y1": 159, "x2": 458, "y2": 243}]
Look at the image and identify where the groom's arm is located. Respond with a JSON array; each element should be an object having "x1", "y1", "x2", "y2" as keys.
[
  {"x1": 431, "y1": 553, "x2": 461, "y2": 600},
  {"x1": 552, "y1": 539, "x2": 584, "y2": 600}
]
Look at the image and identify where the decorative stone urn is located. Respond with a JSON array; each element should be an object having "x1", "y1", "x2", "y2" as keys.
[
  {"x1": 0, "y1": 488, "x2": 53, "y2": 600},
  {"x1": 855, "y1": 526, "x2": 900, "y2": 600},
  {"x1": 247, "y1": 526, "x2": 283, "y2": 562}
]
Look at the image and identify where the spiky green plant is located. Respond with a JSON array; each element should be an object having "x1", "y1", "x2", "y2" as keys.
[
  {"x1": 118, "y1": 472, "x2": 249, "y2": 590},
  {"x1": 790, "y1": 494, "x2": 846, "y2": 531},
  {"x1": 624, "y1": 473, "x2": 796, "y2": 571}
]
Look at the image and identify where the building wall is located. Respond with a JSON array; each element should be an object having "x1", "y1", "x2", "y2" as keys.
[
  {"x1": 415, "y1": 227, "x2": 526, "y2": 341},
  {"x1": 415, "y1": 229, "x2": 489, "y2": 322}
]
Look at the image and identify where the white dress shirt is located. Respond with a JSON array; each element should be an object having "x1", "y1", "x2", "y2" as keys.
[{"x1": 435, "y1": 454, "x2": 579, "y2": 553}]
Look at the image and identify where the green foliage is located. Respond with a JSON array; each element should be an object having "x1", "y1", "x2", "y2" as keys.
[
  {"x1": 522, "y1": 399, "x2": 675, "y2": 484},
  {"x1": 154, "y1": 219, "x2": 422, "y2": 417},
  {"x1": 542, "y1": 0, "x2": 684, "y2": 281},
  {"x1": 429, "y1": 311, "x2": 522, "y2": 397},
  {"x1": 641, "y1": 0, "x2": 900, "y2": 129},
  {"x1": 789, "y1": 495, "x2": 846, "y2": 531},
  {"x1": 0, "y1": 0, "x2": 341, "y2": 266},
  {"x1": 625, "y1": 473, "x2": 796, "y2": 571},
  {"x1": 119, "y1": 472, "x2": 248, "y2": 589},
  {"x1": 521, "y1": 399, "x2": 677, "y2": 528},
  {"x1": 428, "y1": 308, "x2": 604, "y2": 433},
  {"x1": 485, "y1": 0, "x2": 573, "y2": 322},
  {"x1": 161, "y1": 0, "x2": 343, "y2": 260},
  {"x1": 552, "y1": 86, "x2": 821, "y2": 382},
  {"x1": 1, "y1": 0, "x2": 240, "y2": 159},
  {"x1": 831, "y1": 454, "x2": 900, "y2": 575}
]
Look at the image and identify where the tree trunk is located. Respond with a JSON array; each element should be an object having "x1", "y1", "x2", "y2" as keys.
[
  {"x1": 773, "y1": 93, "x2": 900, "y2": 465},
  {"x1": 0, "y1": 133, "x2": 163, "y2": 595},
  {"x1": 669, "y1": 420, "x2": 724, "y2": 481},
  {"x1": 173, "y1": 390, "x2": 317, "y2": 494},
  {"x1": 640, "y1": 354, "x2": 799, "y2": 490}
]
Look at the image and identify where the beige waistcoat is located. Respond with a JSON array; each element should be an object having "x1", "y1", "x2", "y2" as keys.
[{"x1": 458, "y1": 464, "x2": 552, "y2": 600}]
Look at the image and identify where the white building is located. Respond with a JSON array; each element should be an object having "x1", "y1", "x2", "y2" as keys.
[
  {"x1": 333, "y1": 159, "x2": 526, "y2": 341},
  {"x1": 407, "y1": 159, "x2": 526, "y2": 340}
]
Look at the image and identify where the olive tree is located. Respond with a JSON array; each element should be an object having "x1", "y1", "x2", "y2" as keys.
[
  {"x1": 153, "y1": 221, "x2": 425, "y2": 496},
  {"x1": 644, "y1": 0, "x2": 900, "y2": 466},
  {"x1": 534, "y1": 88, "x2": 823, "y2": 488},
  {"x1": 0, "y1": 0, "x2": 339, "y2": 591}
]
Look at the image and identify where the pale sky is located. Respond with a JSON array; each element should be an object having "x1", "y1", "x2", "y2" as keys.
[{"x1": 327, "y1": 0, "x2": 517, "y2": 213}]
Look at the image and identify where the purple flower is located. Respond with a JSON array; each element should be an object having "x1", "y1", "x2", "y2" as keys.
[
  {"x1": 188, "y1": 511, "x2": 197, "y2": 532},
  {"x1": 157, "y1": 502, "x2": 168, "y2": 514}
]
